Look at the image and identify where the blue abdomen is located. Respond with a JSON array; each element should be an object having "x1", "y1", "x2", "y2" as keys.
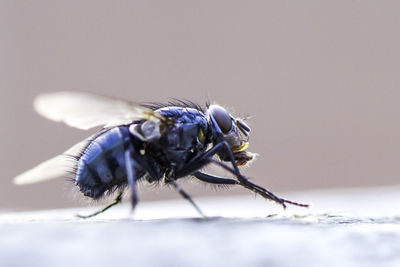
[{"x1": 75, "y1": 126, "x2": 132, "y2": 198}]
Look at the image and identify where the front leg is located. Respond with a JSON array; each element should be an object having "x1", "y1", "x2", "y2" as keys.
[
  {"x1": 210, "y1": 159, "x2": 309, "y2": 208},
  {"x1": 194, "y1": 168, "x2": 287, "y2": 206},
  {"x1": 174, "y1": 141, "x2": 228, "y2": 177},
  {"x1": 175, "y1": 140, "x2": 288, "y2": 205},
  {"x1": 178, "y1": 141, "x2": 308, "y2": 208},
  {"x1": 181, "y1": 139, "x2": 264, "y2": 193},
  {"x1": 193, "y1": 171, "x2": 238, "y2": 185},
  {"x1": 194, "y1": 170, "x2": 294, "y2": 208},
  {"x1": 205, "y1": 142, "x2": 309, "y2": 208}
]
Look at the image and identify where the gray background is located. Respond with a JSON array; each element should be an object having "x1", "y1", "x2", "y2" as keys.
[{"x1": 1, "y1": 1, "x2": 400, "y2": 210}]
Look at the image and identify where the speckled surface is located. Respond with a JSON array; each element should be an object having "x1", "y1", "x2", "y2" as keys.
[{"x1": 1, "y1": 187, "x2": 400, "y2": 267}]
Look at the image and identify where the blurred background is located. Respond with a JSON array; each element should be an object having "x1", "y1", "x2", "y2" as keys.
[{"x1": 1, "y1": 1, "x2": 400, "y2": 211}]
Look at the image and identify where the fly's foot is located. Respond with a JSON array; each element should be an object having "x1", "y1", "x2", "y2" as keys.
[{"x1": 239, "y1": 180, "x2": 309, "y2": 209}]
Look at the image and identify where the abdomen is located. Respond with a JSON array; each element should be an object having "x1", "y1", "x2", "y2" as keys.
[{"x1": 75, "y1": 126, "x2": 132, "y2": 199}]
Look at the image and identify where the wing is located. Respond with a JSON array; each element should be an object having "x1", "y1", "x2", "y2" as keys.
[
  {"x1": 34, "y1": 91, "x2": 165, "y2": 130},
  {"x1": 13, "y1": 137, "x2": 92, "y2": 185}
]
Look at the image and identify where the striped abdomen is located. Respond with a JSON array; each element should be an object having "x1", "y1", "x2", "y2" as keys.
[{"x1": 75, "y1": 126, "x2": 133, "y2": 199}]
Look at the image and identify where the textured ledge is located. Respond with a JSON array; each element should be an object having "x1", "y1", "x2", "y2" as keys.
[{"x1": 1, "y1": 186, "x2": 400, "y2": 267}]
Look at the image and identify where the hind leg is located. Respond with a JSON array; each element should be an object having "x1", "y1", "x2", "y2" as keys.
[
  {"x1": 76, "y1": 150, "x2": 140, "y2": 219},
  {"x1": 76, "y1": 192, "x2": 124, "y2": 219}
]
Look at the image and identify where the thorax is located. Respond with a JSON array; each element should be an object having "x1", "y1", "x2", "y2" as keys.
[{"x1": 146, "y1": 107, "x2": 210, "y2": 173}]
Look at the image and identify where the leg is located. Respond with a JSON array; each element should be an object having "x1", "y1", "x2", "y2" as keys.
[
  {"x1": 177, "y1": 140, "x2": 248, "y2": 185},
  {"x1": 177, "y1": 141, "x2": 308, "y2": 208},
  {"x1": 193, "y1": 172, "x2": 303, "y2": 211},
  {"x1": 193, "y1": 171, "x2": 238, "y2": 185},
  {"x1": 125, "y1": 150, "x2": 138, "y2": 210},
  {"x1": 210, "y1": 159, "x2": 309, "y2": 208},
  {"x1": 76, "y1": 150, "x2": 140, "y2": 219},
  {"x1": 174, "y1": 141, "x2": 229, "y2": 177},
  {"x1": 76, "y1": 191, "x2": 124, "y2": 219},
  {"x1": 176, "y1": 142, "x2": 286, "y2": 205},
  {"x1": 171, "y1": 181, "x2": 206, "y2": 218}
]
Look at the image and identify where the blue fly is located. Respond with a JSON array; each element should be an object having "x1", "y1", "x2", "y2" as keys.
[{"x1": 14, "y1": 92, "x2": 308, "y2": 218}]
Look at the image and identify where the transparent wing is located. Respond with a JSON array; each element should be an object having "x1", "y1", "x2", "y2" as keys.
[
  {"x1": 34, "y1": 91, "x2": 165, "y2": 130},
  {"x1": 13, "y1": 137, "x2": 91, "y2": 185}
]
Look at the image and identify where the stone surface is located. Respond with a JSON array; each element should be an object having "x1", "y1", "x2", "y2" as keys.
[{"x1": 1, "y1": 186, "x2": 400, "y2": 267}]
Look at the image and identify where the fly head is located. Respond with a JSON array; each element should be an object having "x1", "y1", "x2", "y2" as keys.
[{"x1": 207, "y1": 104, "x2": 255, "y2": 166}]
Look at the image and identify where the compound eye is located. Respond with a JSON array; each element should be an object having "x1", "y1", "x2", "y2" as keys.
[{"x1": 209, "y1": 105, "x2": 232, "y2": 134}]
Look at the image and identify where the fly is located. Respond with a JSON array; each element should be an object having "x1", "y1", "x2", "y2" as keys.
[{"x1": 14, "y1": 91, "x2": 309, "y2": 218}]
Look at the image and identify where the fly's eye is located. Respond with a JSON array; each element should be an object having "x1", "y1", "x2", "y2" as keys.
[{"x1": 209, "y1": 105, "x2": 232, "y2": 134}]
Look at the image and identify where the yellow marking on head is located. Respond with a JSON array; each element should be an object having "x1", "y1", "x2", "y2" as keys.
[{"x1": 232, "y1": 142, "x2": 249, "y2": 153}]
